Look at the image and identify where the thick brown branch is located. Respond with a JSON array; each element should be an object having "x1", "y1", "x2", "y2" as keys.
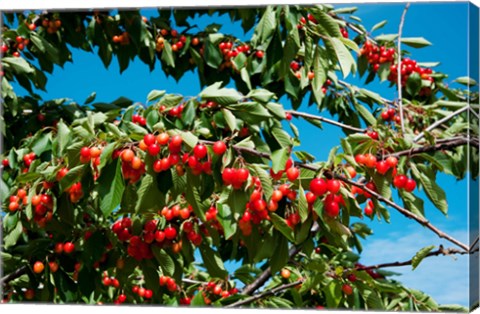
[
  {"x1": 285, "y1": 110, "x2": 366, "y2": 133},
  {"x1": 336, "y1": 176, "x2": 469, "y2": 251},
  {"x1": 0, "y1": 265, "x2": 28, "y2": 286},
  {"x1": 356, "y1": 246, "x2": 477, "y2": 272},
  {"x1": 397, "y1": 3, "x2": 410, "y2": 134},
  {"x1": 226, "y1": 279, "x2": 304, "y2": 308}
]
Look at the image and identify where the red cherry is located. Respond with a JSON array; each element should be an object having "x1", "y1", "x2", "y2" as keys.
[
  {"x1": 148, "y1": 143, "x2": 161, "y2": 156},
  {"x1": 63, "y1": 242, "x2": 75, "y2": 254},
  {"x1": 212, "y1": 141, "x2": 227, "y2": 155},
  {"x1": 355, "y1": 154, "x2": 366, "y2": 165},
  {"x1": 237, "y1": 168, "x2": 250, "y2": 182},
  {"x1": 222, "y1": 168, "x2": 235, "y2": 185},
  {"x1": 255, "y1": 50, "x2": 264, "y2": 58},
  {"x1": 393, "y1": 175, "x2": 408, "y2": 189},
  {"x1": 2, "y1": 159, "x2": 9, "y2": 167},
  {"x1": 80, "y1": 147, "x2": 91, "y2": 158},
  {"x1": 193, "y1": 144, "x2": 207, "y2": 159},
  {"x1": 342, "y1": 284, "x2": 353, "y2": 295},
  {"x1": 381, "y1": 111, "x2": 391, "y2": 120},
  {"x1": 143, "y1": 134, "x2": 156, "y2": 146},
  {"x1": 170, "y1": 135, "x2": 183, "y2": 147},
  {"x1": 324, "y1": 201, "x2": 340, "y2": 218},
  {"x1": 286, "y1": 167, "x2": 300, "y2": 182},
  {"x1": 364, "y1": 154, "x2": 377, "y2": 168},
  {"x1": 164, "y1": 226, "x2": 177, "y2": 240},
  {"x1": 326, "y1": 179, "x2": 341, "y2": 194},
  {"x1": 376, "y1": 161, "x2": 390, "y2": 175},
  {"x1": 404, "y1": 178, "x2": 417, "y2": 192},
  {"x1": 386, "y1": 156, "x2": 398, "y2": 168},
  {"x1": 144, "y1": 289, "x2": 153, "y2": 299},
  {"x1": 310, "y1": 178, "x2": 327, "y2": 196}
]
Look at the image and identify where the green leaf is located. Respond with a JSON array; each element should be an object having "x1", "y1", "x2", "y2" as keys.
[
  {"x1": 329, "y1": 37, "x2": 355, "y2": 78},
  {"x1": 270, "y1": 235, "x2": 289, "y2": 274},
  {"x1": 84, "y1": 92, "x2": 96, "y2": 105},
  {"x1": 371, "y1": 20, "x2": 387, "y2": 32},
  {"x1": 152, "y1": 249, "x2": 175, "y2": 276},
  {"x1": 200, "y1": 82, "x2": 242, "y2": 105},
  {"x1": 222, "y1": 108, "x2": 237, "y2": 131},
  {"x1": 2, "y1": 57, "x2": 34, "y2": 74},
  {"x1": 352, "y1": 102, "x2": 376, "y2": 126},
  {"x1": 401, "y1": 37, "x2": 432, "y2": 48},
  {"x1": 252, "y1": 6, "x2": 276, "y2": 46},
  {"x1": 411, "y1": 245, "x2": 435, "y2": 270},
  {"x1": 324, "y1": 281, "x2": 342, "y2": 308},
  {"x1": 199, "y1": 244, "x2": 228, "y2": 278},
  {"x1": 270, "y1": 213, "x2": 295, "y2": 242},
  {"x1": 147, "y1": 90, "x2": 166, "y2": 102},
  {"x1": 56, "y1": 120, "x2": 71, "y2": 156},
  {"x1": 161, "y1": 40, "x2": 175, "y2": 67},
  {"x1": 247, "y1": 89, "x2": 275, "y2": 103},
  {"x1": 271, "y1": 148, "x2": 289, "y2": 173},
  {"x1": 136, "y1": 174, "x2": 165, "y2": 213},
  {"x1": 59, "y1": 165, "x2": 85, "y2": 192},
  {"x1": 4, "y1": 219, "x2": 22, "y2": 249},
  {"x1": 265, "y1": 102, "x2": 286, "y2": 120},
  {"x1": 298, "y1": 186, "x2": 309, "y2": 223},
  {"x1": 271, "y1": 128, "x2": 291, "y2": 148},
  {"x1": 97, "y1": 160, "x2": 125, "y2": 217},
  {"x1": 410, "y1": 163, "x2": 448, "y2": 215},
  {"x1": 406, "y1": 72, "x2": 422, "y2": 96},
  {"x1": 250, "y1": 164, "x2": 273, "y2": 200},
  {"x1": 454, "y1": 76, "x2": 477, "y2": 86},
  {"x1": 216, "y1": 203, "x2": 236, "y2": 240}
]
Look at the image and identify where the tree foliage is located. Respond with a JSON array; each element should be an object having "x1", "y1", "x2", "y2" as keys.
[{"x1": 0, "y1": 4, "x2": 478, "y2": 311}]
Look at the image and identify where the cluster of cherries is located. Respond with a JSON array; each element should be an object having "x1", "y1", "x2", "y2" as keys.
[
  {"x1": 161, "y1": 103, "x2": 185, "y2": 119},
  {"x1": 308, "y1": 178, "x2": 345, "y2": 218},
  {"x1": 359, "y1": 41, "x2": 396, "y2": 72},
  {"x1": 1, "y1": 36, "x2": 30, "y2": 58},
  {"x1": 156, "y1": 28, "x2": 199, "y2": 53},
  {"x1": 159, "y1": 275, "x2": 178, "y2": 292},
  {"x1": 22, "y1": 152, "x2": 37, "y2": 172},
  {"x1": 131, "y1": 285, "x2": 154, "y2": 301},
  {"x1": 131, "y1": 114, "x2": 147, "y2": 126},
  {"x1": 40, "y1": 17, "x2": 62, "y2": 34},
  {"x1": 221, "y1": 167, "x2": 250, "y2": 189},
  {"x1": 388, "y1": 58, "x2": 433, "y2": 96},
  {"x1": 380, "y1": 107, "x2": 401, "y2": 124}
]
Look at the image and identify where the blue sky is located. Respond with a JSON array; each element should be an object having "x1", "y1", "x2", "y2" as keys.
[{"x1": 10, "y1": 2, "x2": 473, "y2": 307}]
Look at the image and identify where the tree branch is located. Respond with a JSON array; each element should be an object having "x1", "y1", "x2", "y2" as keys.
[
  {"x1": 285, "y1": 110, "x2": 365, "y2": 133},
  {"x1": 397, "y1": 3, "x2": 410, "y2": 134},
  {"x1": 0, "y1": 265, "x2": 28, "y2": 287},
  {"x1": 356, "y1": 245, "x2": 477, "y2": 272},
  {"x1": 382, "y1": 136, "x2": 476, "y2": 159},
  {"x1": 226, "y1": 279, "x2": 304, "y2": 308},
  {"x1": 413, "y1": 106, "x2": 469, "y2": 142},
  {"x1": 335, "y1": 176, "x2": 470, "y2": 252}
]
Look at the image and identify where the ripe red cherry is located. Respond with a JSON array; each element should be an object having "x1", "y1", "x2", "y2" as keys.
[
  {"x1": 364, "y1": 154, "x2": 377, "y2": 168},
  {"x1": 80, "y1": 147, "x2": 91, "y2": 158},
  {"x1": 170, "y1": 135, "x2": 183, "y2": 147},
  {"x1": 355, "y1": 154, "x2": 366, "y2": 165},
  {"x1": 164, "y1": 226, "x2": 177, "y2": 240},
  {"x1": 63, "y1": 242, "x2": 75, "y2": 254},
  {"x1": 404, "y1": 178, "x2": 417, "y2": 192},
  {"x1": 381, "y1": 111, "x2": 390, "y2": 120},
  {"x1": 148, "y1": 143, "x2": 161, "y2": 156},
  {"x1": 342, "y1": 284, "x2": 353, "y2": 295},
  {"x1": 364, "y1": 204, "x2": 374, "y2": 216},
  {"x1": 255, "y1": 50, "x2": 264, "y2": 58},
  {"x1": 386, "y1": 156, "x2": 398, "y2": 168},
  {"x1": 324, "y1": 201, "x2": 340, "y2": 218},
  {"x1": 144, "y1": 289, "x2": 153, "y2": 299},
  {"x1": 326, "y1": 179, "x2": 341, "y2": 194},
  {"x1": 193, "y1": 144, "x2": 207, "y2": 159},
  {"x1": 222, "y1": 168, "x2": 235, "y2": 184},
  {"x1": 143, "y1": 134, "x2": 156, "y2": 146},
  {"x1": 286, "y1": 167, "x2": 300, "y2": 182},
  {"x1": 310, "y1": 178, "x2": 327, "y2": 196},
  {"x1": 393, "y1": 175, "x2": 408, "y2": 189},
  {"x1": 237, "y1": 168, "x2": 250, "y2": 182},
  {"x1": 2, "y1": 159, "x2": 9, "y2": 167},
  {"x1": 212, "y1": 141, "x2": 227, "y2": 155},
  {"x1": 376, "y1": 160, "x2": 390, "y2": 175}
]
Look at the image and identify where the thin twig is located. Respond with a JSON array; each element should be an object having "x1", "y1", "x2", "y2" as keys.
[
  {"x1": 226, "y1": 279, "x2": 304, "y2": 308},
  {"x1": 397, "y1": 3, "x2": 410, "y2": 134},
  {"x1": 356, "y1": 245, "x2": 477, "y2": 272},
  {"x1": 414, "y1": 106, "x2": 469, "y2": 142},
  {"x1": 285, "y1": 110, "x2": 365, "y2": 133},
  {"x1": 335, "y1": 176, "x2": 469, "y2": 252},
  {"x1": 382, "y1": 136, "x2": 474, "y2": 159}
]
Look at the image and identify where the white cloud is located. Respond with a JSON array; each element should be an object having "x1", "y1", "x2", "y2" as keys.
[{"x1": 359, "y1": 225, "x2": 471, "y2": 306}]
